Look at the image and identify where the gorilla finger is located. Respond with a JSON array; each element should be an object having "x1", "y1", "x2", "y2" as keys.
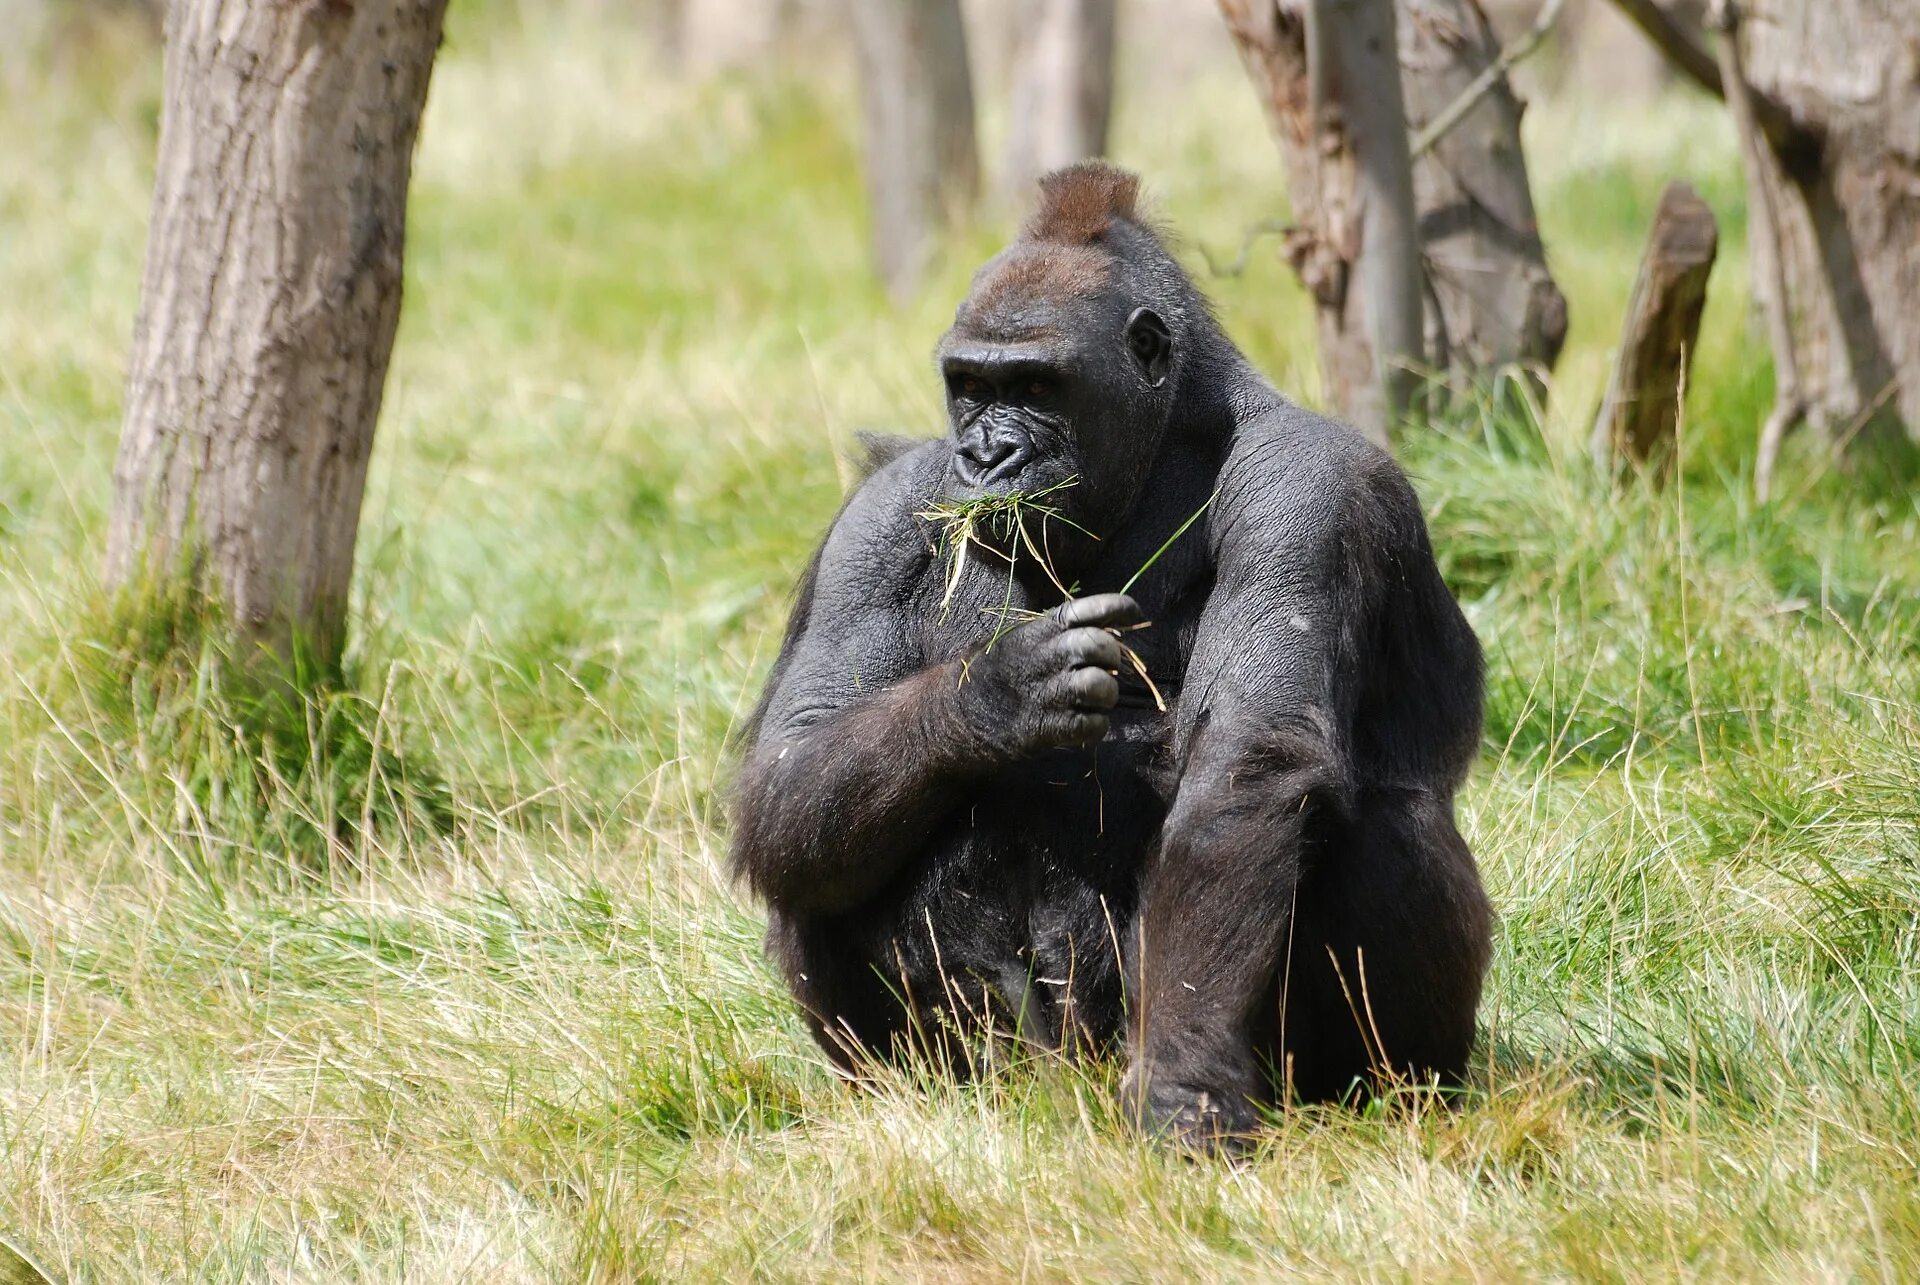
[
  {"x1": 1053, "y1": 626, "x2": 1130, "y2": 671},
  {"x1": 1061, "y1": 666, "x2": 1120, "y2": 711},
  {"x1": 1060, "y1": 711, "x2": 1110, "y2": 745},
  {"x1": 1054, "y1": 593, "x2": 1143, "y2": 631}
]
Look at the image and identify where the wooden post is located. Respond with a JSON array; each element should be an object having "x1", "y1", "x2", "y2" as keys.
[{"x1": 1589, "y1": 181, "x2": 1719, "y2": 476}]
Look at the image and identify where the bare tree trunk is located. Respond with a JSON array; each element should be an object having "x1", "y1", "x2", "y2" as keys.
[
  {"x1": 1741, "y1": 0, "x2": 1917, "y2": 443},
  {"x1": 1001, "y1": 0, "x2": 1118, "y2": 202},
  {"x1": 639, "y1": 0, "x2": 688, "y2": 70},
  {"x1": 107, "y1": 0, "x2": 448, "y2": 681},
  {"x1": 1217, "y1": 0, "x2": 1427, "y2": 444},
  {"x1": 850, "y1": 0, "x2": 980, "y2": 301},
  {"x1": 1399, "y1": 0, "x2": 1568, "y2": 382},
  {"x1": 1589, "y1": 181, "x2": 1718, "y2": 474}
]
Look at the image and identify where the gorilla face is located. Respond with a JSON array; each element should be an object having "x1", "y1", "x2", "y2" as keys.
[
  {"x1": 936, "y1": 265, "x2": 1175, "y2": 566},
  {"x1": 939, "y1": 339, "x2": 1082, "y2": 495}
]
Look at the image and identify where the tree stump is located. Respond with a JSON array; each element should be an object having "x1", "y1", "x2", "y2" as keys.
[{"x1": 1589, "y1": 181, "x2": 1719, "y2": 475}]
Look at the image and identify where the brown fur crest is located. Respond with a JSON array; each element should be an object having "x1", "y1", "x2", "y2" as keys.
[{"x1": 1021, "y1": 161, "x2": 1141, "y2": 245}]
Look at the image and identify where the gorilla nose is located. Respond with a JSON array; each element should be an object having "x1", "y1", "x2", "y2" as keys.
[{"x1": 955, "y1": 436, "x2": 1029, "y2": 486}]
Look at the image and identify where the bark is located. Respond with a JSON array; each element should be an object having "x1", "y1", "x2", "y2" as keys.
[
  {"x1": 1589, "y1": 181, "x2": 1718, "y2": 474},
  {"x1": 1399, "y1": 0, "x2": 1568, "y2": 382},
  {"x1": 1605, "y1": 0, "x2": 1806, "y2": 157},
  {"x1": 1605, "y1": 0, "x2": 1724, "y2": 101},
  {"x1": 850, "y1": 0, "x2": 980, "y2": 301},
  {"x1": 1001, "y1": 0, "x2": 1118, "y2": 202},
  {"x1": 1740, "y1": 0, "x2": 1918, "y2": 442},
  {"x1": 1217, "y1": 0, "x2": 1427, "y2": 444},
  {"x1": 107, "y1": 0, "x2": 448, "y2": 679}
]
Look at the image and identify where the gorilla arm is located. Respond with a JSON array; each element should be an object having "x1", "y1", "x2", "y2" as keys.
[
  {"x1": 1125, "y1": 424, "x2": 1372, "y2": 1142},
  {"x1": 731, "y1": 459, "x2": 1138, "y2": 917}
]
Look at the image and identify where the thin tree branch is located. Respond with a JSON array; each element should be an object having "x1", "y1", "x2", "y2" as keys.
[
  {"x1": 1409, "y1": 0, "x2": 1566, "y2": 160},
  {"x1": 1199, "y1": 217, "x2": 1293, "y2": 278},
  {"x1": 1708, "y1": 0, "x2": 1803, "y2": 502},
  {"x1": 1608, "y1": 0, "x2": 1724, "y2": 98},
  {"x1": 1606, "y1": 0, "x2": 1819, "y2": 167}
]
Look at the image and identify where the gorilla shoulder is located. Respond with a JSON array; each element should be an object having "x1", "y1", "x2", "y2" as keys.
[
  {"x1": 1213, "y1": 400, "x2": 1418, "y2": 562},
  {"x1": 805, "y1": 437, "x2": 948, "y2": 601}
]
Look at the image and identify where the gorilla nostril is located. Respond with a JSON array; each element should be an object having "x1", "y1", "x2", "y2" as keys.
[
  {"x1": 957, "y1": 438, "x2": 1023, "y2": 483},
  {"x1": 983, "y1": 443, "x2": 1029, "y2": 481}
]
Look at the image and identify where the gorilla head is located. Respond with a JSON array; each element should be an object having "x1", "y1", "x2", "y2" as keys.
[{"x1": 935, "y1": 165, "x2": 1198, "y2": 566}]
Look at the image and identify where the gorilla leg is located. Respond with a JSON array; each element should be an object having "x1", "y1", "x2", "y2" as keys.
[
  {"x1": 766, "y1": 912, "x2": 913, "y2": 1075},
  {"x1": 1272, "y1": 792, "x2": 1492, "y2": 1104},
  {"x1": 764, "y1": 817, "x2": 1061, "y2": 1080}
]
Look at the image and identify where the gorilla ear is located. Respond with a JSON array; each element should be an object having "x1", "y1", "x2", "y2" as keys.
[{"x1": 1124, "y1": 307, "x2": 1173, "y2": 387}]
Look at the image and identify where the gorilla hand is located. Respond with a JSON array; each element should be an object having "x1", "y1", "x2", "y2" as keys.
[{"x1": 951, "y1": 593, "x2": 1142, "y2": 760}]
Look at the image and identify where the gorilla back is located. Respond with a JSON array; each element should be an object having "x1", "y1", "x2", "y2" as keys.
[{"x1": 730, "y1": 163, "x2": 1491, "y2": 1150}]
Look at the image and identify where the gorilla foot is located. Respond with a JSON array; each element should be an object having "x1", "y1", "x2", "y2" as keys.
[{"x1": 1127, "y1": 1068, "x2": 1262, "y2": 1157}]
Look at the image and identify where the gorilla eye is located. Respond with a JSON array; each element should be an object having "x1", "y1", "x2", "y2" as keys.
[
  {"x1": 1026, "y1": 377, "x2": 1053, "y2": 399},
  {"x1": 957, "y1": 375, "x2": 987, "y2": 399}
]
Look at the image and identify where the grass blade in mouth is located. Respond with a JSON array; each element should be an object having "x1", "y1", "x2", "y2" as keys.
[
  {"x1": 918, "y1": 477, "x2": 1210, "y2": 712},
  {"x1": 917, "y1": 476, "x2": 1087, "y2": 621}
]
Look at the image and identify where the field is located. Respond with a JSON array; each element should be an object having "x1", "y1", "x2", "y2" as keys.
[{"x1": 3, "y1": 7, "x2": 1919, "y2": 1280}]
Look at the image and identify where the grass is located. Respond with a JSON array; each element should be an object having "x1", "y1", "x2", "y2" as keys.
[
  {"x1": 3, "y1": 4, "x2": 1919, "y2": 1279},
  {"x1": 919, "y1": 477, "x2": 1207, "y2": 706},
  {"x1": 919, "y1": 477, "x2": 1092, "y2": 616}
]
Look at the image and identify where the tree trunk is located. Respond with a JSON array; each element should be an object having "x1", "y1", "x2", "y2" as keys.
[
  {"x1": 107, "y1": 0, "x2": 448, "y2": 681},
  {"x1": 639, "y1": 0, "x2": 687, "y2": 70},
  {"x1": 850, "y1": 0, "x2": 980, "y2": 301},
  {"x1": 1000, "y1": 0, "x2": 1118, "y2": 202},
  {"x1": 1740, "y1": 0, "x2": 1918, "y2": 441},
  {"x1": 1589, "y1": 181, "x2": 1718, "y2": 474},
  {"x1": 1217, "y1": 0, "x2": 1427, "y2": 445},
  {"x1": 1399, "y1": 0, "x2": 1568, "y2": 382}
]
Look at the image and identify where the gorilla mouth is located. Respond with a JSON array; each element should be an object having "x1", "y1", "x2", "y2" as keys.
[{"x1": 945, "y1": 448, "x2": 1079, "y2": 507}]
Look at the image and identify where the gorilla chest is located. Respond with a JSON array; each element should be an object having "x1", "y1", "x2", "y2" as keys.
[
  {"x1": 866, "y1": 705, "x2": 1174, "y2": 1048},
  {"x1": 868, "y1": 559, "x2": 1208, "y2": 1042}
]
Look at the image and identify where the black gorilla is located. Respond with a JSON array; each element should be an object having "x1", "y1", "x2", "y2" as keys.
[{"x1": 732, "y1": 163, "x2": 1491, "y2": 1148}]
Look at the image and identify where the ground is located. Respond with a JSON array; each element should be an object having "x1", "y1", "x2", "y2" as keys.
[{"x1": 2, "y1": 6, "x2": 1918, "y2": 1281}]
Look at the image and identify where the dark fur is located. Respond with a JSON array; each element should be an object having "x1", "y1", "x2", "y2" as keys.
[{"x1": 730, "y1": 163, "x2": 1491, "y2": 1149}]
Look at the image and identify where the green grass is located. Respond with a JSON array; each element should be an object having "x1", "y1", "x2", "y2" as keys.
[{"x1": 4, "y1": 6, "x2": 1920, "y2": 1280}]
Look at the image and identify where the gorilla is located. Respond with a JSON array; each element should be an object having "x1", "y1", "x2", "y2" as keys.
[{"x1": 731, "y1": 163, "x2": 1491, "y2": 1149}]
